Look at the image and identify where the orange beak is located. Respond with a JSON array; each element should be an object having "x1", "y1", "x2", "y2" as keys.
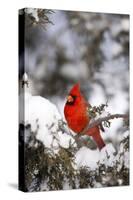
[{"x1": 67, "y1": 95, "x2": 74, "y2": 103}]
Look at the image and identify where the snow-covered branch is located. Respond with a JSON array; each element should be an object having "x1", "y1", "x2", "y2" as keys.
[{"x1": 81, "y1": 114, "x2": 128, "y2": 135}]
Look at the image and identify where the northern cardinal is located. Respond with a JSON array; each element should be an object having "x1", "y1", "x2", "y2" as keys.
[{"x1": 64, "y1": 83, "x2": 105, "y2": 150}]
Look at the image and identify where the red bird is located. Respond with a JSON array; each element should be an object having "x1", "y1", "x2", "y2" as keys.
[{"x1": 64, "y1": 83, "x2": 105, "y2": 150}]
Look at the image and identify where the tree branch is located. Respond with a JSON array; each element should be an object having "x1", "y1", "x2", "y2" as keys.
[{"x1": 81, "y1": 114, "x2": 128, "y2": 135}]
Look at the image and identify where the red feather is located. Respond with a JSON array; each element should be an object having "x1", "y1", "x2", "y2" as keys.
[{"x1": 64, "y1": 83, "x2": 105, "y2": 150}]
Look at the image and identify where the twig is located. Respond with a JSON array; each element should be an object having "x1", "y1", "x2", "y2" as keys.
[{"x1": 81, "y1": 114, "x2": 128, "y2": 135}]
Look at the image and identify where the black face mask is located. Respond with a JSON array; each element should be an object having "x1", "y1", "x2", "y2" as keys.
[{"x1": 66, "y1": 95, "x2": 77, "y2": 105}]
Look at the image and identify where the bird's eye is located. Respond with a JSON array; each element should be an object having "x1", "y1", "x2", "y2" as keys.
[{"x1": 67, "y1": 95, "x2": 74, "y2": 103}]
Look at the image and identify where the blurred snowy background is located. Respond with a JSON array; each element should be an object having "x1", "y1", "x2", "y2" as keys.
[{"x1": 19, "y1": 9, "x2": 129, "y2": 192}]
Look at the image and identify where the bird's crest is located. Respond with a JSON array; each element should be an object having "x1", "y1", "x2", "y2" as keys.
[{"x1": 69, "y1": 83, "x2": 81, "y2": 96}]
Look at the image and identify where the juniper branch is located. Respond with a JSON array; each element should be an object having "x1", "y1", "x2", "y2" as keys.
[{"x1": 80, "y1": 114, "x2": 128, "y2": 135}]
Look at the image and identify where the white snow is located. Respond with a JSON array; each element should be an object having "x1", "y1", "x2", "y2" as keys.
[
  {"x1": 100, "y1": 31, "x2": 123, "y2": 60},
  {"x1": 100, "y1": 143, "x2": 116, "y2": 166},
  {"x1": 22, "y1": 72, "x2": 28, "y2": 82},
  {"x1": 75, "y1": 143, "x2": 116, "y2": 170},
  {"x1": 75, "y1": 147, "x2": 100, "y2": 170},
  {"x1": 25, "y1": 8, "x2": 39, "y2": 22},
  {"x1": 111, "y1": 18, "x2": 129, "y2": 37},
  {"x1": 19, "y1": 90, "x2": 75, "y2": 153},
  {"x1": 75, "y1": 135, "x2": 129, "y2": 171},
  {"x1": 121, "y1": 19, "x2": 129, "y2": 31},
  {"x1": 63, "y1": 179, "x2": 73, "y2": 190},
  {"x1": 60, "y1": 62, "x2": 89, "y2": 80}
]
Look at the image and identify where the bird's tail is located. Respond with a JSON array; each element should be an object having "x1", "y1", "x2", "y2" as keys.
[{"x1": 87, "y1": 127, "x2": 105, "y2": 150}]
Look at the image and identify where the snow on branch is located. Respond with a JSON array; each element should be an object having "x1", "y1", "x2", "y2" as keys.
[{"x1": 80, "y1": 114, "x2": 128, "y2": 135}]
